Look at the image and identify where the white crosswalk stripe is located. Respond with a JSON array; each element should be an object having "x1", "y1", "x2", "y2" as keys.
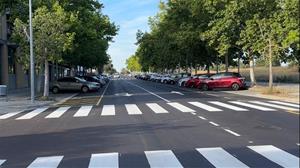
[
  {"x1": 27, "y1": 156, "x2": 63, "y2": 168},
  {"x1": 73, "y1": 106, "x2": 93, "y2": 117},
  {"x1": 88, "y1": 153, "x2": 118, "y2": 168},
  {"x1": 101, "y1": 105, "x2": 115, "y2": 116},
  {"x1": 45, "y1": 107, "x2": 70, "y2": 119},
  {"x1": 209, "y1": 101, "x2": 248, "y2": 111},
  {"x1": 250, "y1": 101, "x2": 299, "y2": 111},
  {"x1": 146, "y1": 103, "x2": 169, "y2": 113},
  {"x1": 125, "y1": 104, "x2": 142, "y2": 115},
  {"x1": 248, "y1": 145, "x2": 299, "y2": 168},
  {"x1": 145, "y1": 150, "x2": 183, "y2": 168},
  {"x1": 16, "y1": 107, "x2": 49, "y2": 120},
  {"x1": 268, "y1": 101, "x2": 300, "y2": 108},
  {"x1": 167, "y1": 102, "x2": 195, "y2": 112},
  {"x1": 229, "y1": 101, "x2": 276, "y2": 111},
  {"x1": 188, "y1": 102, "x2": 222, "y2": 112},
  {"x1": 0, "y1": 160, "x2": 6, "y2": 166},
  {"x1": 0, "y1": 111, "x2": 22, "y2": 119},
  {"x1": 196, "y1": 147, "x2": 249, "y2": 168}
]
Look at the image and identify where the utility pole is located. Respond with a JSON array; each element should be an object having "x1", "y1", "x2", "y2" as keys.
[{"x1": 29, "y1": 0, "x2": 35, "y2": 103}]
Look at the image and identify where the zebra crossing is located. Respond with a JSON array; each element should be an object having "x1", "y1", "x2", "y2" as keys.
[
  {"x1": 0, "y1": 100, "x2": 298, "y2": 121},
  {"x1": 0, "y1": 145, "x2": 298, "y2": 168}
]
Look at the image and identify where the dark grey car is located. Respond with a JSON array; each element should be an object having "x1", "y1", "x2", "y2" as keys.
[{"x1": 51, "y1": 77, "x2": 100, "y2": 94}]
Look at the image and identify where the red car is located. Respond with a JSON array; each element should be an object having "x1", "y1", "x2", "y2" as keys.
[
  {"x1": 199, "y1": 72, "x2": 246, "y2": 91},
  {"x1": 185, "y1": 74, "x2": 213, "y2": 88}
]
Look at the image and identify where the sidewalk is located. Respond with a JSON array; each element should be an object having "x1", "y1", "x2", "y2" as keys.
[
  {"x1": 224, "y1": 82, "x2": 299, "y2": 104},
  {"x1": 0, "y1": 88, "x2": 77, "y2": 114}
]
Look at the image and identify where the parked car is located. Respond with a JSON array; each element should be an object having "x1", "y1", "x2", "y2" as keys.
[
  {"x1": 160, "y1": 75, "x2": 176, "y2": 84},
  {"x1": 80, "y1": 76, "x2": 105, "y2": 88},
  {"x1": 51, "y1": 77, "x2": 100, "y2": 94},
  {"x1": 199, "y1": 72, "x2": 246, "y2": 91},
  {"x1": 185, "y1": 74, "x2": 214, "y2": 88},
  {"x1": 177, "y1": 73, "x2": 193, "y2": 87}
]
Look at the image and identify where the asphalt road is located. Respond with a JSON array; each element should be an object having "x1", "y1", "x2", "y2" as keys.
[{"x1": 0, "y1": 79, "x2": 299, "y2": 168}]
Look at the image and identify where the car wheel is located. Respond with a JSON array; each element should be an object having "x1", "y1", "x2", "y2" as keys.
[
  {"x1": 52, "y1": 87, "x2": 59, "y2": 94},
  {"x1": 164, "y1": 80, "x2": 167, "y2": 84},
  {"x1": 81, "y1": 86, "x2": 89, "y2": 93},
  {"x1": 170, "y1": 81, "x2": 175, "y2": 85},
  {"x1": 231, "y1": 83, "x2": 240, "y2": 91},
  {"x1": 202, "y1": 84, "x2": 209, "y2": 91}
]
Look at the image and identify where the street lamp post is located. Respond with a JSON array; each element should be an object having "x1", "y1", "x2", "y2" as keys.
[{"x1": 29, "y1": 0, "x2": 35, "y2": 103}]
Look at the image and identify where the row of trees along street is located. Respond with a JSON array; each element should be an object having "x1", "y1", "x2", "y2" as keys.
[
  {"x1": 129, "y1": 0, "x2": 299, "y2": 90},
  {"x1": 0, "y1": 0, "x2": 118, "y2": 98}
]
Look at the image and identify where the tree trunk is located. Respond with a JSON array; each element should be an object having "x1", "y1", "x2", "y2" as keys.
[
  {"x1": 249, "y1": 57, "x2": 256, "y2": 85},
  {"x1": 43, "y1": 60, "x2": 50, "y2": 97},
  {"x1": 268, "y1": 39, "x2": 273, "y2": 90},
  {"x1": 207, "y1": 64, "x2": 210, "y2": 74},
  {"x1": 36, "y1": 68, "x2": 43, "y2": 94},
  {"x1": 237, "y1": 54, "x2": 240, "y2": 74},
  {"x1": 225, "y1": 54, "x2": 229, "y2": 72}
]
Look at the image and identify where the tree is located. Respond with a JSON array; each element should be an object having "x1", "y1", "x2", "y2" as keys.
[
  {"x1": 126, "y1": 55, "x2": 141, "y2": 72},
  {"x1": 13, "y1": 2, "x2": 75, "y2": 98}
]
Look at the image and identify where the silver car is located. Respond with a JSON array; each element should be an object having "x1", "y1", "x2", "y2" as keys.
[{"x1": 51, "y1": 77, "x2": 100, "y2": 94}]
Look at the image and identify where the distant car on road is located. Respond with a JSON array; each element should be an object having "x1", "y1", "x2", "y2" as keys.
[
  {"x1": 51, "y1": 77, "x2": 100, "y2": 94},
  {"x1": 199, "y1": 72, "x2": 246, "y2": 91}
]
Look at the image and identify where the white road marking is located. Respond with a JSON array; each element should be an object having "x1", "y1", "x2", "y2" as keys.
[
  {"x1": 96, "y1": 80, "x2": 111, "y2": 106},
  {"x1": 248, "y1": 145, "x2": 299, "y2": 168},
  {"x1": 209, "y1": 121, "x2": 220, "y2": 126},
  {"x1": 127, "y1": 82, "x2": 171, "y2": 103},
  {"x1": 73, "y1": 106, "x2": 93, "y2": 117},
  {"x1": 198, "y1": 116, "x2": 207, "y2": 120},
  {"x1": 196, "y1": 147, "x2": 249, "y2": 168},
  {"x1": 45, "y1": 107, "x2": 70, "y2": 118},
  {"x1": 146, "y1": 103, "x2": 168, "y2": 114},
  {"x1": 229, "y1": 101, "x2": 276, "y2": 111},
  {"x1": 209, "y1": 101, "x2": 248, "y2": 111},
  {"x1": 101, "y1": 105, "x2": 115, "y2": 116},
  {"x1": 27, "y1": 156, "x2": 63, "y2": 168},
  {"x1": 125, "y1": 104, "x2": 142, "y2": 115},
  {"x1": 250, "y1": 101, "x2": 299, "y2": 111},
  {"x1": 53, "y1": 93, "x2": 78, "y2": 106},
  {"x1": 171, "y1": 91, "x2": 184, "y2": 95},
  {"x1": 296, "y1": 143, "x2": 300, "y2": 146},
  {"x1": 168, "y1": 102, "x2": 195, "y2": 112},
  {"x1": 191, "y1": 112, "x2": 197, "y2": 115},
  {"x1": 145, "y1": 150, "x2": 183, "y2": 168},
  {"x1": 0, "y1": 111, "x2": 22, "y2": 119},
  {"x1": 268, "y1": 101, "x2": 300, "y2": 108},
  {"x1": 188, "y1": 102, "x2": 222, "y2": 112},
  {"x1": 206, "y1": 93, "x2": 219, "y2": 97},
  {"x1": 16, "y1": 107, "x2": 48, "y2": 120},
  {"x1": 223, "y1": 129, "x2": 241, "y2": 136},
  {"x1": 88, "y1": 153, "x2": 118, "y2": 168},
  {"x1": 0, "y1": 160, "x2": 5, "y2": 166}
]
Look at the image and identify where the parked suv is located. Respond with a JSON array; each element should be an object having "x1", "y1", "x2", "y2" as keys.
[
  {"x1": 51, "y1": 77, "x2": 100, "y2": 94},
  {"x1": 200, "y1": 72, "x2": 246, "y2": 91}
]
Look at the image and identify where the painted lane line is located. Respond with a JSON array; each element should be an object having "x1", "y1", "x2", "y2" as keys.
[
  {"x1": 127, "y1": 82, "x2": 171, "y2": 103},
  {"x1": 125, "y1": 104, "x2": 142, "y2": 115},
  {"x1": 171, "y1": 91, "x2": 184, "y2": 95},
  {"x1": 73, "y1": 106, "x2": 93, "y2": 117},
  {"x1": 229, "y1": 101, "x2": 276, "y2": 111},
  {"x1": 206, "y1": 93, "x2": 219, "y2": 97},
  {"x1": 196, "y1": 147, "x2": 249, "y2": 168},
  {"x1": 146, "y1": 103, "x2": 168, "y2": 114},
  {"x1": 101, "y1": 105, "x2": 115, "y2": 116},
  {"x1": 0, "y1": 160, "x2": 6, "y2": 166},
  {"x1": 268, "y1": 101, "x2": 300, "y2": 108},
  {"x1": 250, "y1": 101, "x2": 299, "y2": 111},
  {"x1": 248, "y1": 145, "x2": 299, "y2": 168},
  {"x1": 53, "y1": 93, "x2": 78, "y2": 106},
  {"x1": 27, "y1": 156, "x2": 63, "y2": 168},
  {"x1": 191, "y1": 112, "x2": 197, "y2": 115},
  {"x1": 198, "y1": 116, "x2": 207, "y2": 120},
  {"x1": 167, "y1": 102, "x2": 195, "y2": 113},
  {"x1": 96, "y1": 80, "x2": 111, "y2": 106},
  {"x1": 145, "y1": 150, "x2": 183, "y2": 168},
  {"x1": 209, "y1": 101, "x2": 248, "y2": 111},
  {"x1": 188, "y1": 102, "x2": 222, "y2": 112},
  {"x1": 0, "y1": 111, "x2": 22, "y2": 119},
  {"x1": 209, "y1": 121, "x2": 220, "y2": 127},
  {"x1": 45, "y1": 107, "x2": 70, "y2": 119},
  {"x1": 296, "y1": 143, "x2": 300, "y2": 146},
  {"x1": 16, "y1": 107, "x2": 48, "y2": 120},
  {"x1": 88, "y1": 153, "x2": 118, "y2": 168},
  {"x1": 223, "y1": 129, "x2": 241, "y2": 136}
]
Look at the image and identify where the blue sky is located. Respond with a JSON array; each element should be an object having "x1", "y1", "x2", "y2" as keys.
[{"x1": 100, "y1": 0, "x2": 161, "y2": 72}]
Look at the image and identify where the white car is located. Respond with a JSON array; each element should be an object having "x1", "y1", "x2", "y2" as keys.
[
  {"x1": 161, "y1": 75, "x2": 176, "y2": 84},
  {"x1": 178, "y1": 76, "x2": 192, "y2": 87}
]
